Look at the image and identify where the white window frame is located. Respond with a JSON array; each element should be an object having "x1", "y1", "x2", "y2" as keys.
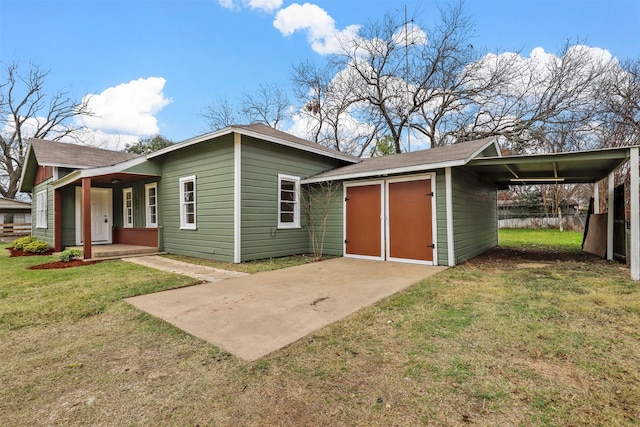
[
  {"x1": 36, "y1": 189, "x2": 47, "y2": 229},
  {"x1": 277, "y1": 174, "x2": 300, "y2": 229},
  {"x1": 179, "y1": 175, "x2": 197, "y2": 230},
  {"x1": 123, "y1": 187, "x2": 133, "y2": 228},
  {"x1": 145, "y1": 182, "x2": 158, "y2": 228}
]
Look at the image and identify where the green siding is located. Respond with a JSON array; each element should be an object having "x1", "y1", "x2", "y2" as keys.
[
  {"x1": 240, "y1": 136, "x2": 345, "y2": 261},
  {"x1": 123, "y1": 159, "x2": 162, "y2": 175},
  {"x1": 32, "y1": 181, "x2": 54, "y2": 246},
  {"x1": 60, "y1": 186, "x2": 76, "y2": 246},
  {"x1": 305, "y1": 182, "x2": 344, "y2": 256},
  {"x1": 159, "y1": 136, "x2": 235, "y2": 262},
  {"x1": 435, "y1": 169, "x2": 448, "y2": 265},
  {"x1": 451, "y1": 168, "x2": 498, "y2": 263}
]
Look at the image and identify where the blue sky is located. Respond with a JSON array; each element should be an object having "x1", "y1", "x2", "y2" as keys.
[{"x1": 1, "y1": 0, "x2": 638, "y2": 149}]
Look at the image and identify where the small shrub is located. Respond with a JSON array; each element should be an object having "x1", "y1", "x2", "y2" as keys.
[
  {"x1": 22, "y1": 240, "x2": 52, "y2": 254},
  {"x1": 11, "y1": 235, "x2": 37, "y2": 250},
  {"x1": 58, "y1": 249, "x2": 82, "y2": 262}
]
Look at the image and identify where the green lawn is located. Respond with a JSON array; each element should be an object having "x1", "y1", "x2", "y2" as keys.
[
  {"x1": 499, "y1": 228, "x2": 584, "y2": 252},
  {"x1": 1, "y1": 234, "x2": 638, "y2": 426}
]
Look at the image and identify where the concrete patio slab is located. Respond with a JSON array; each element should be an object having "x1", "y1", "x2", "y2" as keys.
[{"x1": 125, "y1": 257, "x2": 446, "y2": 361}]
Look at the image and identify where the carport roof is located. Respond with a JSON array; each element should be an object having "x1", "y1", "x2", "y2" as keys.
[{"x1": 466, "y1": 145, "x2": 633, "y2": 188}]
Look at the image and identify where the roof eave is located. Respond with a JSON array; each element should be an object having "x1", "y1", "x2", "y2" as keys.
[{"x1": 302, "y1": 159, "x2": 468, "y2": 184}]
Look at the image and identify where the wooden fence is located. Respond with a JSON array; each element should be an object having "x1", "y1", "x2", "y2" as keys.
[{"x1": 0, "y1": 223, "x2": 31, "y2": 237}]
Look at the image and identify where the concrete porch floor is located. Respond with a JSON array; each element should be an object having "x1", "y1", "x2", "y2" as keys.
[{"x1": 67, "y1": 244, "x2": 162, "y2": 260}]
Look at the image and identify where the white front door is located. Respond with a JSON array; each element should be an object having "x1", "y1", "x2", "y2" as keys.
[{"x1": 75, "y1": 188, "x2": 113, "y2": 245}]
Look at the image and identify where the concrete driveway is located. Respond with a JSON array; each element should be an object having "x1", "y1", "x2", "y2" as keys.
[{"x1": 125, "y1": 257, "x2": 446, "y2": 361}]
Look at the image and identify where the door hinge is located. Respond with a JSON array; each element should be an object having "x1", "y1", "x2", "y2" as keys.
[
  {"x1": 427, "y1": 243, "x2": 435, "y2": 249},
  {"x1": 345, "y1": 196, "x2": 350, "y2": 202},
  {"x1": 345, "y1": 239, "x2": 350, "y2": 244},
  {"x1": 426, "y1": 192, "x2": 434, "y2": 197}
]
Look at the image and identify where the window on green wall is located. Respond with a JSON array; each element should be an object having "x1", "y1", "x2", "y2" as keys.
[
  {"x1": 36, "y1": 190, "x2": 47, "y2": 229},
  {"x1": 278, "y1": 174, "x2": 300, "y2": 229},
  {"x1": 180, "y1": 175, "x2": 196, "y2": 229},
  {"x1": 123, "y1": 188, "x2": 133, "y2": 228},
  {"x1": 145, "y1": 182, "x2": 158, "y2": 228}
]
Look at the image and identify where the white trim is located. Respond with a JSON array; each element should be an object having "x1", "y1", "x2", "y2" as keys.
[
  {"x1": 343, "y1": 180, "x2": 386, "y2": 262},
  {"x1": 145, "y1": 182, "x2": 158, "y2": 228},
  {"x1": 445, "y1": 167, "x2": 455, "y2": 266},
  {"x1": 179, "y1": 175, "x2": 197, "y2": 230},
  {"x1": 630, "y1": 148, "x2": 639, "y2": 280},
  {"x1": 35, "y1": 189, "x2": 47, "y2": 229},
  {"x1": 607, "y1": 174, "x2": 615, "y2": 261},
  {"x1": 123, "y1": 187, "x2": 133, "y2": 228},
  {"x1": 234, "y1": 134, "x2": 241, "y2": 263},
  {"x1": 594, "y1": 181, "x2": 600, "y2": 214},
  {"x1": 384, "y1": 174, "x2": 437, "y2": 266},
  {"x1": 277, "y1": 174, "x2": 301, "y2": 229}
]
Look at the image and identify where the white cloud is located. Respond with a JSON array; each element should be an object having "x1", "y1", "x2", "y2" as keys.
[
  {"x1": 218, "y1": 0, "x2": 282, "y2": 13},
  {"x1": 273, "y1": 3, "x2": 360, "y2": 55},
  {"x1": 248, "y1": 0, "x2": 282, "y2": 13},
  {"x1": 76, "y1": 77, "x2": 171, "y2": 143}
]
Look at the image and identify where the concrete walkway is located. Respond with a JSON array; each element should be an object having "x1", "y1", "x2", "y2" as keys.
[
  {"x1": 126, "y1": 257, "x2": 446, "y2": 361},
  {"x1": 122, "y1": 255, "x2": 249, "y2": 282}
]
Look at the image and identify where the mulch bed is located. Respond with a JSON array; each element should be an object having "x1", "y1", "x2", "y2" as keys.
[
  {"x1": 8, "y1": 247, "x2": 54, "y2": 257},
  {"x1": 6, "y1": 247, "x2": 99, "y2": 269},
  {"x1": 28, "y1": 259, "x2": 100, "y2": 270}
]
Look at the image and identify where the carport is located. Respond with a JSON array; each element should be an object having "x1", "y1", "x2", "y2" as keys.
[{"x1": 465, "y1": 145, "x2": 640, "y2": 280}]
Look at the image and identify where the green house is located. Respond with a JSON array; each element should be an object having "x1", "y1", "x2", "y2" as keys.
[{"x1": 19, "y1": 123, "x2": 636, "y2": 272}]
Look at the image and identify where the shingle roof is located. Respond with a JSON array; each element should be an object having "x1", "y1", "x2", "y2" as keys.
[
  {"x1": 29, "y1": 138, "x2": 140, "y2": 168},
  {"x1": 233, "y1": 123, "x2": 360, "y2": 162},
  {"x1": 305, "y1": 137, "x2": 497, "y2": 182}
]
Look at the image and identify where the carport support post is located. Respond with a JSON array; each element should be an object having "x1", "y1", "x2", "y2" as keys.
[
  {"x1": 82, "y1": 178, "x2": 92, "y2": 260},
  {"x1": 607, "y1": 174, "x2": 615, "y2": 261},
  {"x1": 630, "y1": 148, "x2": 639, "y2": 280},
  {"x1": 593, "y1": 181, "x2": 600, "y2": 214}
]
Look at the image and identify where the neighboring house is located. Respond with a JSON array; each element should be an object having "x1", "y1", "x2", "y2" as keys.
[
  {"x1": 18, "y1": 123, "x2": 635, "y2": 271},
  {"x1": 0, "y1": 197, "x2": 32, "y2": 236}
]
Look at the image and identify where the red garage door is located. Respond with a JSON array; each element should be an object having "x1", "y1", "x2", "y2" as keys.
[
  {"x1": 345, "y1": 184, "x2": 382, "y2": 258},
  {"x1": 388, "y1": 179, "x2": 434, "y2": 262}
]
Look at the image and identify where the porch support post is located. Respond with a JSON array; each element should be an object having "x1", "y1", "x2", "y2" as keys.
[
  {"x1": 607, "y1": 173, "x2": 615, "y2": 261},
  {"x1": 54, "y1": 189, "x2": 62, "y2": 252},
  {"x1": 593, "y1": 181, "x2": 600, "y2": 214},
  {"x1": 630, "y1": 148, "x2": 639, "y2": 280},
  {"x1": 82, "y1": 178, "x2": 92, "y2": 260}
]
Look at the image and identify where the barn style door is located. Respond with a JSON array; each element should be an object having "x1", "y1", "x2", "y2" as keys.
[
  {"x1": 387, "y1": 178, "x2": 434, "y2": 262},
  {"x1": 344, "y1": 183, "x2": 383, "y2": 259}
]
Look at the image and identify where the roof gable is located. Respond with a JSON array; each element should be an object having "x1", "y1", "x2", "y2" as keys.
[{"x1": 148, "y1": 123, "x2": 359, "y2": 164}]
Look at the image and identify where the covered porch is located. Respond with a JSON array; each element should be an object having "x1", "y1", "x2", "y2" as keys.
[{"x1": 52, "y1": 169, "x2": 161, "y2": 260}]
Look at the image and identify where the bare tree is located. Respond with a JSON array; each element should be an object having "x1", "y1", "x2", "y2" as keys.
[
  {"x1": 240, "y1": 82, "x2": 290, "y2": 128},
  {"x1": 597, "y1": 57, "x2": 640, "y2": 149},
  {"x1": 202, "y1": 82, "x2": 290, "y2": 131},
  {"x1": 292, "y1": 60, "x2": 384, "y2": 156},
  {"x1": 201, "y1": 95, "x2": 238, "y2": 131},
  {"x1": 0, "y1": 62, "x2": 91, "y2": 199}
]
